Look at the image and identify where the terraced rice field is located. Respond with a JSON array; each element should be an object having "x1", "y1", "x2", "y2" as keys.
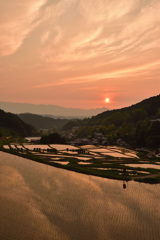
[{"x1": 1, "y1": 144, "x2": 160, "y2": 183}]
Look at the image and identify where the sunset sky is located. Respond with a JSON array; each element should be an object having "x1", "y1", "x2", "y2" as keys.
[{"x1": 0, "y1": 0, "x2": 160, "y2": 109}]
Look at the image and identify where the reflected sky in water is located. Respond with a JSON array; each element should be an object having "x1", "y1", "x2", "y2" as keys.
[{"x1": 0, "y1": 151, "x2": 160, "y2": 240}]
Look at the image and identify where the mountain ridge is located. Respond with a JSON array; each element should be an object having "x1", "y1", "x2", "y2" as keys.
[
  {"x1": 0, "y1": 101, "x2": 108, "y2": 118},
  {"x1": 18, "y1": 113, "x2": 69, "y2": 130},
  {"x1": 73, "y1": 94, "x2": 160, "y2": 148},
  {"x1": 91, "y1": 94, "x2": 160, "y2": 121}
]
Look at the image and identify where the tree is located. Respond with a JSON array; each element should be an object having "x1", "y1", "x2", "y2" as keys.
[
  {"x1": 131, "y1": 109, "x2": 148, "y2": 123},
  {"x1": 40, "y1": 133, "x2": 66, "y2": 144}
]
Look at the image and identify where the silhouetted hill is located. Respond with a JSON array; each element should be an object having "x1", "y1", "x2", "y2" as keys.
[
  {"x1": 0, "y1": 102, "x2": 108, "y2": 118},
  {"x1": 0, "y1": 109, "x2": 34, "y2": 137},
  {"x1": 92, "y1": 94, "x2": 160, "y2": 121},
  {"x1": 67, "y1": 95, "x2": 160, "y2": 149},
  {"x1": 18, "y1": 113, "x2": 69, "y2": 130}
]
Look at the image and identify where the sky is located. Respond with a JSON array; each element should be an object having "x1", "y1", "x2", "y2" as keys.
[{"x1": 0, "y1": 0, "x2": 160, "y2": 110}]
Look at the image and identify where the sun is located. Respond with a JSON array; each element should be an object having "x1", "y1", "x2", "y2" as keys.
[{"x1": 105, "y1": 98, "x2": 110, "y2": 103}]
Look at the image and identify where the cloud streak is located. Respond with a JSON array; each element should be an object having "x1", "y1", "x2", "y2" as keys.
[{"x1": 0, "y1": 0, "x2": 47, "y2": 56}]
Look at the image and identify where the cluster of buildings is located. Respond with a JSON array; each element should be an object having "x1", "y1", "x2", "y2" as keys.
[{"x1": 65, "y1": 129, "x2": 108, "y2": 146}]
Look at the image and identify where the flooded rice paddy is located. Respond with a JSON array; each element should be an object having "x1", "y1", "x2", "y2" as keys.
[
  {"x1": 77, "y1": 162, "x2": 92, "y2": 165},
  {"x1": 49, "y1": 144, "x2": 79, "y2": 150},
  {"x1": 74, "y1": 157, "x2": 92, "y2": 161},
  {"x1": 51, "y1": 161, "x2": 69, "y2": 165},
  {"x1": 0, "y1": 151, "x2": 160, "y2": 240},
  {"x1": 124, "y1": 163, "x2": 160, "y2": 170},
  {"x1": 89, "y1": 147, "x2": 138, "y2": 158},
  {"x1": 101, "y1": 152, "x2": 134, "y2": 158}
]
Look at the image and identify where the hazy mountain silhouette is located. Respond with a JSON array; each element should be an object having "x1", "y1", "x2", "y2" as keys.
[
  {"x1": 0, "y1": 102, "x2": 108, "y2": 118},
  {"x1": 18, "y1": 113, "x2": 69, "y2": 130}
]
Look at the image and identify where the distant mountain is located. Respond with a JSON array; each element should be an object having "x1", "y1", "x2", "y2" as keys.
[
  {"x1": 18, "y1": 113, "x2": 69, "y2": 130},
  {"x1": 0, "y1": 102, "x2": 108, "y2": 118},
  {"x1": 0, "y1": 109, "x2": 34, "y2": 137}
]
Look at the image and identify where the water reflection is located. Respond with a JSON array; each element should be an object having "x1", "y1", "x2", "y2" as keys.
[{"x1": 0, "y1": 151, "x2": 160, "y2": 240}]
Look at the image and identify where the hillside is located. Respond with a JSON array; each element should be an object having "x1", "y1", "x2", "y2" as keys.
[
  {"x1": 18, "y1": 113, "x2": 69, "y2": 130},
  {"x1": 67, "y1": 95, "x2": 160, "y2": 149},
  {"x1": 0, "y1": 109, "x2": 34, "y2": 137},
  {"x1": 92, "y1": 94, "x2": 160, "y2": 121}
]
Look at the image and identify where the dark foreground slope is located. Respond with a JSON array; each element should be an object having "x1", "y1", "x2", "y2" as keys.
[{"x1": 0, "y1": 109, "x2": 34, "y2": 137}]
